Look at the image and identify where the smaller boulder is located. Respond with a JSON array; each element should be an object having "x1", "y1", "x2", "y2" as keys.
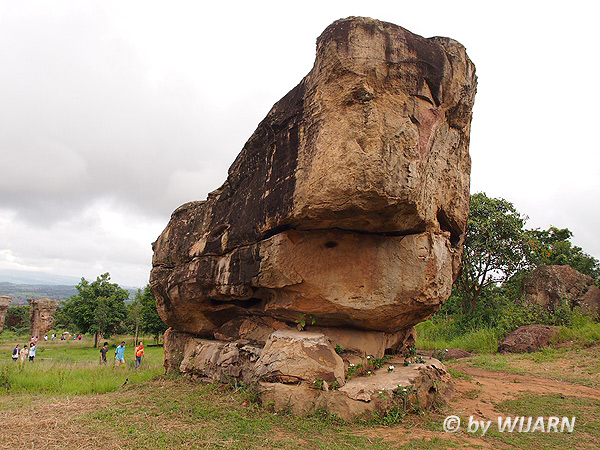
[
  {"x1": 419, "y1": 348, "x2": 472, "y2": 360},
  {"x1": 213, "y1": 316, "x2": 291, "y2": 344},
  {"x1": 498, "y1": 325, "x2": 559, "y2": 353},
  {"x1": 254, "y1": 330, "x2": 345, "y2": 386}
]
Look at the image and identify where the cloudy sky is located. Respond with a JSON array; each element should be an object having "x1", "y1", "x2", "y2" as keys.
[{"x1": 0, "y1": 0, "x2": 598, "y2": 288}]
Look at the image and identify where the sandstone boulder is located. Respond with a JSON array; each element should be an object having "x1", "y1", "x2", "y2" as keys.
[
  {"x1": 254, "y1": 330, "x2": 346, "y2": 386},
  {"x1": 419, "y1": 348, "x2": 472, "y2": 360},
  {"x1": 150, "y1": 17, "x2": 476, "y2": 337},
  {"x1": 498, "y1": 325, "x2": 559, "y2": 354},
  {"x1": 28, "y1": 298, "x2": 59, "y2": 337},
  {"x1": 523, "y1": 265, "x2": 600, "y2": 318},
  {"x1": 0, "y1": 296, "x2": 11, "y2": 333},
  {"x1": 153, "y1": 16, "x2": 476, "y2": 418},
  {"x1": 258, "y1": 357, "x2": 452, "y2": 421}
]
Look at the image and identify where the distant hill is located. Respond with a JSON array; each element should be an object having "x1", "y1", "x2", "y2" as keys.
[
  {"x1": 0, "y1": 282, "x2": 77, "y2": 305},
  {"x1": 0, "y1": 270, "x2": 139, "y2": 305},
  {"x1": 0, "y1": 269, "x2": 81, "y2": 285}
]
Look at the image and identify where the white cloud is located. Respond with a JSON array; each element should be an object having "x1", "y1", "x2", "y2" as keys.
[{"x1": 0, "y1": 0, "x2": 598, "y2": 287}]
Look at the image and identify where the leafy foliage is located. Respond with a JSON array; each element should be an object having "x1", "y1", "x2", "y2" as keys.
[
  {"x1": 524, "y1": 227, "x2": 599, "y2": 279},
  {"x1": 455, "y1": 192, "x2": 528, "y2": 311},
  {"x1": 61, "y1": 273, "x2": 128, "y2": 346},
  {"x1": 437, "y1": 192, "x2": 599, "y2": 339},
  {"x1": 3, "y1": 306, "x2": 29, "y2": 332},
  {"x1": 139, "y1": 285, "x2": 167, "y2": 341}
]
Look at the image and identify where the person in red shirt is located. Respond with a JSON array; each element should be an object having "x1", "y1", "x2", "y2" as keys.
[{"x1": 134, "y1": 342, "x2": 144, "y2": 369}]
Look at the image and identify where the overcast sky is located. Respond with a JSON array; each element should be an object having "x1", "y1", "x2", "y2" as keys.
[{"x1": 0, "y1": 0, "x2": 598, "y2": 288}]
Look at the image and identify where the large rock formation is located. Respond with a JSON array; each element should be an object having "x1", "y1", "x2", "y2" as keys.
[
  {"x1": 522, "y1": 265, "x2": 600, "y2": 318},
  {"x1": 151, "y1": 17, "x2": 475, "y2": 335},
  {"x1": 0, "y1": 296, "x2": 11, "y2": 333},
  {"x1": 28, "y1": 298, "x2": 59, "y2": 338},
  {"x1": 151, "y1": 17, "x2": 476, "y2": 419}
]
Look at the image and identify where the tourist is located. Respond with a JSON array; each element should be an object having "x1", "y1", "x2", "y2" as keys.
[
  {"x1": 114, "y1": 341, "x2": 126, "y2": 367},
  {"x1": 100, "y1": 342, "x2": 109, "y2": 364},
  {"x1": 134, "y1": 342, "x2": 144, "y2": 369},
  {"x1": 28, "y1": 342, "x2": 36, "y2": 362},
  {"x1": 44, "y1": 335, "x2": 48, "y2": 341},
  {"x1": 12, "y1": 344, "x2": 20, "y2": 362},
  {"x1": 20, "y1": 344, "x2": 28, "y2": 365},
  {"x1": 78, "y1": 334, "x2": 82, "y2": 340},
  {"x1": 33, "y1": 336, "x2": 38, "y2": 344}
]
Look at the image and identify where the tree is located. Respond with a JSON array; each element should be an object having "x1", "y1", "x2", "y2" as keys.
[
  {"x1": 4, "y1": 305, "x2": 29, "y2": 333},
  {"x1": 524, "y1": 227, "x2": 599, "y2": 279},
  {"x1": 61, "y1": 273, "x2": 128, "y2": 347},
  {"x1": 139, "y1": 285, "x2": 167, "y2": 342},
  {"x1": 454, "y1": 192, "x2": 528, "y2": 311}
]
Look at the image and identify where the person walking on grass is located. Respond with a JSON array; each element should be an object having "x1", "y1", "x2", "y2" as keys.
[
  {"x1": 28, "y1": 342, "x2": 36, "y2": 362},
  {"x1": 20, "y1": 344, "x2": 28, "y2": 365},
  {"x1": 100, "y1": 342, "x2": 109, "y2": 364},
  {"x1": 134, "y1": 342, "x2": 144, "y2": 369},
  {"x1": 12, "y1": 344, "x2": 19, "y2": 362},
  {"x1": 114, "y1": 341, "x2": 126, "y2": 367}
]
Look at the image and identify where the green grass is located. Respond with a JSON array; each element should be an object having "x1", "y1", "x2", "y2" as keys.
[
  {"x1": 481, "y1": 393, "x2": 600, "y2": 448},
  {"x1": 416, "y1": 321, "x2": 500, "y2": 354},
  {"x1": 416, "y1": 315, "x2": 600, "y2": 355},
  {"x1": 0, "y1": 335, "x2": 163, "y2": 395},
  {"x1": 554, "y1": 316, "x2": 600, "y2": 347},
  {"x1": 79, "y1": 379, "x2": 392, "y2": 449}
]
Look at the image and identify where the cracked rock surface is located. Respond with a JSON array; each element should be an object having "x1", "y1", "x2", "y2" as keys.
[{"x1": 151, "y1": 16, "x2": 476, "y2": 338}]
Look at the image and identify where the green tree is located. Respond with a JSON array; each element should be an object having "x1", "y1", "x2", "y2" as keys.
[
  {"x1": 139, "y1": 285, "x2": 167, "y2": 342},
  {"x1": 4, "y1": 305, "x2": 29, "y2": 333},
  {"x1": 61, "y1": 273, "x2": 129, "y2": 347},
  {"x1": 524, "y1": 227, "x2": 599, "y2": 279},
  {"x1": 454, "y1": 192, "x2": 528, "y2": 311}
]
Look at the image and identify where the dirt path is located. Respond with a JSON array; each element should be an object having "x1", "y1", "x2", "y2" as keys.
[
  {"x1": 448, "y1": 363, "x2": 600, "y2": 421},
  {"x1": 356, "y1": 361, "x2": 600, "y2": 448},
  {"x1": 2, "y1": 364, "x2": 599, "y2": 449}
]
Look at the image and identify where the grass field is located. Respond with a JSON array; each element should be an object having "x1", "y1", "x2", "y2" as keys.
[{"x1": 1, "y1": 332, "x2": 599, "y2": 448}]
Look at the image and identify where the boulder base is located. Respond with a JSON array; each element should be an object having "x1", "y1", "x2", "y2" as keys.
[{"x1": 163, "y1": 327, "x2": 453, "y2": 421}]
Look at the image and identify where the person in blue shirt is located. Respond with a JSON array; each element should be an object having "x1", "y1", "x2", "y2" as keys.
[{"x1": 114, "y1": 341, "x2": 126, "y2": 367}]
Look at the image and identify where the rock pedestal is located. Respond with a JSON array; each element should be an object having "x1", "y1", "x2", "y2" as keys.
[
  {"x1": 164, "y1": 327, "x2": 453, "y2": 421},
  {"x1": 0, "y1": 296, "x2": 11, "y2": 333},
  {"x1": 152, "y1": 16, "x2": 476, "y2": 418},
  {"x1": 28, "y1": 298, "x2": 59, "y2": 338}
]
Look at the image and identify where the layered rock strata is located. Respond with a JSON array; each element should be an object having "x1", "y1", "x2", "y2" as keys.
[
  {"x1": 0, "y1": 296, "x2": 11, "y2": 333},
  {"x1": 151, "y1": 16, "x2": 476, "y2": 336},
  {"x1": 152, "y1": 16, "x2": 476, "y2": 418},
  {"x1": 28, "y1": 298, "x2": 59, "y2": 338}
]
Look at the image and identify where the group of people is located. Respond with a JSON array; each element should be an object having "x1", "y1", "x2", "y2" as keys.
[
  {"x1": 99, "y1": 341, "x2": 145, "y2": 368},
  {"x1": 11, "y1": 341, "x2": 37, "y2": 364},
  {"x1": 11, "y1": 338, "x2": 145, "y2": 368}
]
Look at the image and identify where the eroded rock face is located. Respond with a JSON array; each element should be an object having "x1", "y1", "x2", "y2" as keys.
[
  {"x1": 28, "y1": 298, "x2": 59, "y2": 338},
  {"x1": 0, "y1": 296, "x2": 11, "y2": 333},
  {"x1": 523, "y1": 265, "x2": 600, "y2": 318},
  {"x1": 150, "y1": 17, "x2": 476, "y2": 336},
  {"x1": 152, "y1": 17, "x2": 475, "y2": 418},
  {"x1": 167, "y1": 327, "x2": 453, "y2": 421}
]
